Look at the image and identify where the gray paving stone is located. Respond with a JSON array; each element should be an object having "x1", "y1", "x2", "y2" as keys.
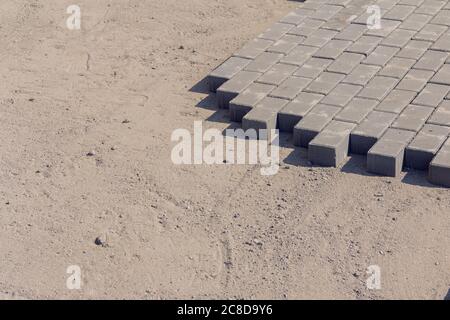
[
  {"x1": 350, "y1": 111, "x2": 398, "y2": 154},
  {"x1": 281, "y1": 45, "x2": 319, "y2": 66},
  {"x1": 310, "y1": 4, "x2": 342, "y2": 21},
  {"x1": 431, "y1": 32, "x2": 450, "y2": 51},
  {"x1": 256, "y1": 63, "x2": 298, "y2": 86},
  {"x1": 229, "y1": 83, "x2": 275, "y2": 122},
  {"x1": 414, "y1": 50, "x2": 449, "y2": 72},
  {"x1": 363, "y1": 45, "x2": 400, "y2": 67},
  {"x1": 391, "y1": 104, "x2": 434, "y2": 132},
  {"x1": 279, "y1": 8, "x2": 315, "y2": 25},
  {"x1": 258, "y1": 23, "x2": 295, "y2": 41},
  {"x1": 375, "y1": 89, "x2": 416, "y2": 114},
  {"x1": 378, "y1": 57, "x2": 416, "y2": 78},
  {"x1": 269, "y1": 76, "x2": 312, "y2": 100},
  {"x1": 428, "y1": 137, "x2": 450, "y2": 187},
  {"x1": 288, "y1": 18, "x2": 325, "y2": 37},
  {"x1": 398, "y1": 0, "x2": 424, "y2": 5},
  {"x1": 294, "y1": 57, "x2": 333, "y2": 79},
  {"x1": 405, "y1": 124, "x2": 450, "y2": 170},
  {"x1": 305, "y1": 72, "x2": 346, "y2": 95},
  {"x1": 335, "y1": 97, "x2": 379, "y2": 124},
  {"x1": 321, "y1": 83, "x2": 362, "y2": 107},
  {"x1": 396, "y1": 69, "x2": 434, "y2": 92},
  {"x1": 396, "y1": 40, "x2": 432, "y2": 60},
  {"x1": 267, "y1": 35, "x2": 305, "y2": 55},
  {"x1": 278, "y1": 92, "x2": 324, "y2": 132},
  {"x1": 234, "y1": 38, "x2": 274, "y2": 60},
  {"x1": 242, "y1": 97, "x2": 288, "y2": 139},
  {"x1": 293, "y1": 104, "x2": 342, "y2": 147},
  {"x1": 208, "y1": 57, "x2": 252, "y2": 92},
  {"x1": 343, "y1": 64, "x2": 381, "y2": 86},
  {"x1": 334, "y1": 23, "x2": 367, "y2": 41},
  {"x1": 327, "y1": 52, "x2": 365, "y2": 74},
  {"x1": 313, "y1": 39, "x2": 352, "y2": 59},
  {"x1": 399, "y1": 13, "x2": 432, "y2": 31},
  {"x1": 357, "y1": 76, "x2": 399, "y2": 100},
  {"x1": 415, "y1": 0, "x2": 446, "y2": 15},
  {"x1": 365, "y1": 19, "x2": 401, "y2": 38},
  {"x1": 383, "y1": 5, "x2": 415, "y2": 22},
  {"x1": 431, "y1": 10, "x2": 450, "y2": 27},
  {"x1": 430, "y1": 64, "x2": 450, "y2": 85},
  {"x1": 217, "y1": 71, "x2": 262, "y2": 109},
  {"x1": 412, "y1": 83, "x2": 450, "y2": 107},
  {"x1": 303, "y1": 29, "x2": 338, "y2": 47},
  {"x1": 378, "y1": 0, "x2": 402, "y2": 10},
  {"x1": 428, "y1": 100, "x2": 450, "y2": 126},
  {"x1": 367, "y1": 128, "x2": 416, "y2": 177},
  {"x1": 309, "y1": 120, "x2": 356, "y2": 167},
  {"x1": 352, "y1": 9, "x2": 388, "y2": 25},
  {"x1": 245, "y1": 52, "x2": 284, "y2": 73},
  {"x1": 345, "y1": 36, "x2": 382, "y2": 56},
  {"x1": 413, "y1": 24, "x2": 448, "y2": 42},
  {"x1": 381, "y1": 29, "x2": 416, "y2": 48}
]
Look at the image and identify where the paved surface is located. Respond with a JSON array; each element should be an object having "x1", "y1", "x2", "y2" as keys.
[{"x1": 208, "y1": 0, "x2": 450, "y2": 187}]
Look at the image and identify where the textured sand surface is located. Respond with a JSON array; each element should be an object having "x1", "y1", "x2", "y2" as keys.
[{"x1": 0, "y1": 0, "x2": 448, "y2": 299}]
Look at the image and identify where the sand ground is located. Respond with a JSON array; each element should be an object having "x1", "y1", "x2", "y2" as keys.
[{"x1": 0, "y1": 0, "x2": 449, "y2": 300}]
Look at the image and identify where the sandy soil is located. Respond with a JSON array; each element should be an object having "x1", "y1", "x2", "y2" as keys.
[{"x1": 0, "y1": 0, "x2": 449, "y2": 300}]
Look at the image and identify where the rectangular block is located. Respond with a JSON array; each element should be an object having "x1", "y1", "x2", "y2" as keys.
[
  {"x1": 335, "y1": 97, "x2": 379, "y2": 124},
  {"x1": 258, "y1": 23, "x2": 294, "y2": 41},
  {"x1": 431, "y1": 10, "x2": 450, "y2": 27},
  {"x1": 293, "y1": 104, "x2": 341, "y2": 147},
  {"x1": 412, "y1": 83, "x2": 450, "y2": 108},
  {"x1": 415, "y1": 0, "x2": 446, "y2": 15},
  {"x1": 414, "y1": 50, "x2": 449, "y2": 72},
  {"x1": 313, "y1": 39, "x2": 352, "y2": 59},
  {"x1": 269, "y1": 76, "x2": 311, "y2": 100},
  {"x1": 391, "y1": 105, "x2": 434, "y2": 132},
  {"x1": 375, "y1": 89, "x2": 417, "y2": 114},
  {"x1": 383, "y1": 4, "x2": 415, "y2": 21},
  {"x1": 234, "y1": 38, "x2": 274, "y2": 59},
  {"x1": 320, "y1": 83, "x2": 362, "y2": 107},
  {"x1": 245, "y1": 52, "x2": 283, "y2": 73},
  {"x1": 343, "y1": 64, "x2": 381, "y2": 86},
  {"x1": 396, "y1": 69, "x2": 434, "y2": 92},
  {"x1": 367, "y1": 128, "x2": 416, "y2": 177},
  {"x1": 288, "y1": 19, "x2": 325, "y2": 37},
  {"x1": 208, "y1": 57, "x2": 252, "y2": 92},
  {"x1": 357, "y1": 76, "x2": 399, "y2": 101},
  {"x1": 363, "y1": 45, "x2": 400, "y2": 67},
  {"x1": 405, "y1": 124, "x2": 450, "y2": 170},
  {"x1": 281, "y1": 45, "x2": 319, "y2": 66},
  {"x1": 345, "y1": 36, "x2": 382, "y2": 56},
  {"x1": 326, "y1": 52, "x2": 365, "y2": 74},
  {"x1": 267, "y1": 35, "x2": 305, "y2": 55},
  {"x1": 378, "y1": 57, "x2": 416, "y2": 79},
  {"x1": 256, "y1": 63, "x2": 298, "y2": 86},
  {"x1": 229, "y1": 83, "x2": 275, "y2": 122},
  {"x1": 350, "y1": 111, "x2": 398, "y2": 154},
  {"x1": 428, "y1": 100, "x2": 450, "y2": 126},
  {"x1": 381, "y1": 29, "x2": 416, "y2": 48},
  {"x1": 294, "y1": 57, "x2": 333, "y2": 79},
  {"x1": 216, "y1": 71, "x2": 262, "y2": 109},
  {"x1": 308, "y1": 120, "x2": 356, "y2": 167},
  {"x1": 413, "y1": 24, "x2": 448, "y2": 42},
  {"x1": 278, "y1": 92, "x2": 324, "y2": 132},
  {"x1": 399, "y1": 13, "x2": 432, "y2": 31},
  {"x1": 365, "y1": 19, "x2": 401, "y2": 37},
  {"x1": 310, "y1": 4, "x2": 342, "y2": 21},
  {"x1": 334, "y1": 23, "x2": 367, "y2": 41},
  {"x1": 396, "y1": 40, "x2": 432, "y2": 60},
  {"x1": 302, "y1": 29, "x2": 338, "y2": 47},
  {"x1": 279, "y1": 8, "x2": 314, "y2": 25},
  {"x1": 305, "y1": 72, "x2": 345, "y2": 95},
  {"x1": 242, "y1": 97, "x2": 288, "y2": 139},
  {"x1": 429, "y1": 137, "x2": 450, "y2": 187},
  {"x1": 432, "y1": 32, "x2": 450, "y2": 52},
  {"x1": 430, "y1": 64, "x2": 450, "y2": 86}
]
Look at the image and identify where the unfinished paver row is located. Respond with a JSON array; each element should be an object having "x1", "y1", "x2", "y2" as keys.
[{"x1": 205, "y1": 0, "x2": 450, "y2": 187}]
